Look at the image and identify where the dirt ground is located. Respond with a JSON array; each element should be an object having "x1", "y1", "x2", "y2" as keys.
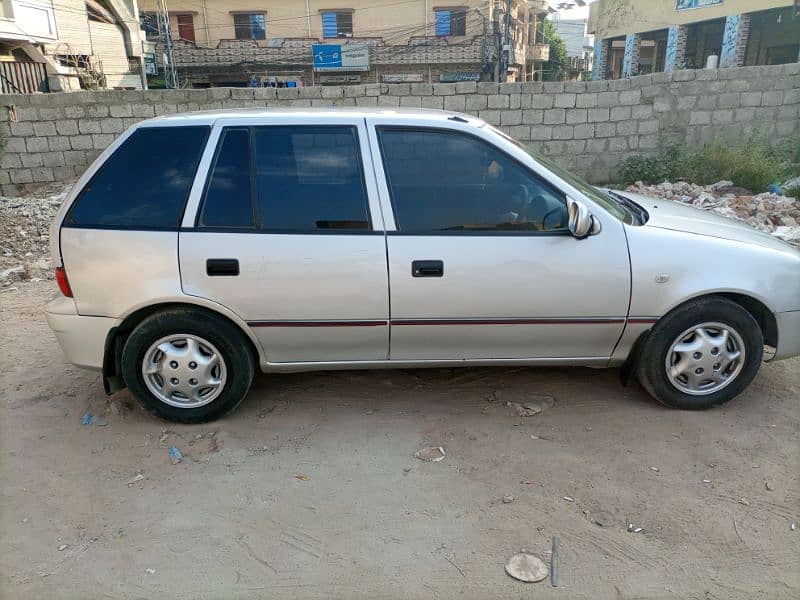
[{"x1": 1, "y1": 281, "x2": 798, "y2": 600}]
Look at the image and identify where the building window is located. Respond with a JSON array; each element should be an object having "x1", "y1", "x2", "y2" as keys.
[
  {"x1": 176, "y1": 14, "x2": 195, "y2": 42},
  {"x1": 233, "y1": 13, "x2": 266, "y2": 40},
  {"x1": 321, "y1": 11, "x2": 354, "y2": 38},
  {"x1": 434, "y1": 7, "x2": 466, "y2": 37}
]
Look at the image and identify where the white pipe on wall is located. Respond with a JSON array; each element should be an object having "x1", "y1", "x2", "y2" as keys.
[
  {"x1": 202, "y1": 0, "x2": 209, "y2": 46},
  {"x1": 306, "y1": 0, "x2": 312, "y2": 37}
]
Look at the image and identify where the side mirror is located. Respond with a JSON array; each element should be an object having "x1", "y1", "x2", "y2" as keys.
[{"x1": 567, "y1": 198, "x2": 601, "y2": 239}]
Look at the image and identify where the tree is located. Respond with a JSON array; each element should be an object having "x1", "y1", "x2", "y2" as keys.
[{"x1": 541, "y1": 19, "x2": 568, "y2": 81}]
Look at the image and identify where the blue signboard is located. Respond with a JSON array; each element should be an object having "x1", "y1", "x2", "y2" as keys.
[
  {"x1": 664, "y1": 25, "x2": 679, "y2": 71},
  {"x1": 313, "y1": 44, "x2": 343, "y2": 69},
  {"x1": 719, "y1": 14, "x2": 740, "y2": 67},
  {"x1": 676, "y1": 0, "x2": 723, "y2": 10}
]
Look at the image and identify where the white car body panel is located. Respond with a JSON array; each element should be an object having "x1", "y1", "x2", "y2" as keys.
[
  {"x1": 180, "y1": 232, "x2": 390, "y2": 363},
  {"x1": 620, "y1": 191, "x2": 798, "y2": 254},
  {"x1": 60, "y1": 229, "x2": 182, "y2": 317},
  {"x1": 43, "y1": 108, "x2": 800, "y2": 381},
  {"x1": 384, "y1": 235, "x2": 629, "y2": 359}
]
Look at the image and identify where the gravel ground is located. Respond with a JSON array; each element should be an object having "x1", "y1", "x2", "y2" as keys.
[{"x1": 1, "y1": 281, "x2": 798, "y2": 599}]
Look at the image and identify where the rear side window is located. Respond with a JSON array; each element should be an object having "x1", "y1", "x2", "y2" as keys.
[
  {"x1": 197, "y1": 125, "x2": 370, "y2": 232},
  {"x1": 65, "y1": 126, "x2": 209, "y2": 228},
  {"x1": 199, "y1": 128, "x2": 253, "y2": 228},
  {"x1": 253, "y1": 126, "x2": 369, "y2": 231}
]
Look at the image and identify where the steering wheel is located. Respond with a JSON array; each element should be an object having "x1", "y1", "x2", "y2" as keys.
[
  {"x1": 541, "y1": 206, "x2": 565, "y2": 231},
  {"x1": 512, "y1": 184, "x2": 533, "y2": 222}
]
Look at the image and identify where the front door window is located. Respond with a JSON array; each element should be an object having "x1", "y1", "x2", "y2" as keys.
[{"x1": 376, "y1": 128, "x2": 568, "y2": 233}]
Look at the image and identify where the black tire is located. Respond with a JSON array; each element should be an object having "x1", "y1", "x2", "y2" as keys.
[
  {"x1": 121, "y1": 308, "x2": 255, "y2": 423},
  {"x1": 637, "y1": 297, "x2": 763, "y2": 410}
]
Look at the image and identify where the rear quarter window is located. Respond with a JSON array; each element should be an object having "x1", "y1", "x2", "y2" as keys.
[{"x1": 64, "y1": 126, "x2": 210, "y2": 228}]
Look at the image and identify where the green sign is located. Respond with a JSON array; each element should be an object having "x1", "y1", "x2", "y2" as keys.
[{"x1": 439, "y1": 72, "x2": 480, "y2": 83}]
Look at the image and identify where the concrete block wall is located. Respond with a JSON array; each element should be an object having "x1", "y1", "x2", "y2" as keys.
[{"x1": 1, "y1": 64, "x2": 798, "y2": 196}]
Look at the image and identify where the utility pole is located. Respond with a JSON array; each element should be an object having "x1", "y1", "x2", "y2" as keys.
[
  {"x1": 155, "y1": 0, "x2": 179, "y2": 88},
  {"x1": 482, "y1": 13, "x2": 488, "y2": 76},
  {"x1": 492, "y1": 2, "x2": 501, "y2": 81},
  {"x1": 473, "y1": 8, "x2": 491, "y2": 79},
  {"x1": 501, "y1": 0, "x2": 512, "y2": 82}
]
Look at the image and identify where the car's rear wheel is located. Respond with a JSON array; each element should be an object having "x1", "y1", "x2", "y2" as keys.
[
  {"x1": 637, "y1": 297, "x2": 763, "y2": 409},
  {"x1": 121, "y1": 308, "x2": 254, "y2": 423}
]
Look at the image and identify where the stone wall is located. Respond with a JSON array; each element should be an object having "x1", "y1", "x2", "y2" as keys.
[{"x1": 1, "y1": 63, "x2": 798, "y2": 197}]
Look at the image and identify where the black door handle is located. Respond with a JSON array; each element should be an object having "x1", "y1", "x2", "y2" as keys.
[
  {"x1": 206, "y1": 258, "x2": 239, "y2": 276},
  {"x1": 412, "y1": 260, "x2": 444, "y2": 277}
]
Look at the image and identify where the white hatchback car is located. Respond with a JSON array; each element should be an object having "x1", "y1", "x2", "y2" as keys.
[{"x1": 46, "y1": 108, "x2": 800, "y2": 422}]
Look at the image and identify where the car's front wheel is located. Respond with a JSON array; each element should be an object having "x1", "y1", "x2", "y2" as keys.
[
  {"x1": 121, "y1": 308, "x2": 254, "y2": 423},
  {"x1": 637, "y1": 297, "x2": 763, "y2": 409}
]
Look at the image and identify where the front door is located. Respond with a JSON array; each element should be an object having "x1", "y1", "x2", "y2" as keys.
[
  {"x1": 180, "y1": 118, "x2": 389, "y2": 363},
  {"x1": 369, "y1": 122, "x2": 630, "y2": 361}
]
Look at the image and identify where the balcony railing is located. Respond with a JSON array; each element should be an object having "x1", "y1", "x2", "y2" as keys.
[
  {"x1": 527, "y1": 43, "x2": 550, "y2": 62},
  {"x1": 167, "y1": 37, "x2": 484, "y2": 68}
]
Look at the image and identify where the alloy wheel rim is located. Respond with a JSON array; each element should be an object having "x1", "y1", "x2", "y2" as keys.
[
  {"x1": 142, "y1": 334, "x2": 227, "y2": 408},
  {"x1": 665, "y1": 322, "x2": 745, "y2": 396}
]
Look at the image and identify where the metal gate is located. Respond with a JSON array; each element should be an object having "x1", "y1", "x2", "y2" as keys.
[{"x1": 0, "y1": 61, "x2": 49, "y2": 94}]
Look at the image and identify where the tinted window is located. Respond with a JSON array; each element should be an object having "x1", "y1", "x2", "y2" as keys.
[
  {"x1": 377, "y1": 128, "x2": 568, "y2": 233},
  {"x1": 66, "y1": 126, "x2": 209, "y2": 228},
  {"x1": 253, "y1": 126, "x2": 370, "y2": 231},
  {"x1": 199, "y1": 128, "x2": 253, "y2": 228}
]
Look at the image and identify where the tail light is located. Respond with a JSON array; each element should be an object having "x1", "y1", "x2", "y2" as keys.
[{"x1": 55, "y1": 267, "x2": 73, "y2": 297}]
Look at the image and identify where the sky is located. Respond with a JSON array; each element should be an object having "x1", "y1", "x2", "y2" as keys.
[{"x1": 546, "y1": 0, "x2": 595, "y2": 22}]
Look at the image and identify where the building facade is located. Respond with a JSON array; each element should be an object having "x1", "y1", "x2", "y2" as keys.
[
  {"x1": 137, "y1": 0, "x2": 552, "y2": 87},
  {"x1": 551, "y1": 17, "x2": 593, "y2": 79},
  {"x1": 1, "y1": 0, "x2": 148, "y2": 93},
  {"x1": 588, "y1": 0, "x2": 799, "y2": 80}
]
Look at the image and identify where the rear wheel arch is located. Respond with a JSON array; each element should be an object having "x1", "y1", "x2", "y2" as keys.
[{"x1": 103, "y1": 302, "x2": 262, "y2": 393}]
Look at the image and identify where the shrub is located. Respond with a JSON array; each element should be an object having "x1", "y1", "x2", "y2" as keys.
[
  {"x1": 616, "y1": 144, "x2": 684, "y2": 186},
  {"x1": 616, "y1": 133, "x2": 800, "y2": 192}
]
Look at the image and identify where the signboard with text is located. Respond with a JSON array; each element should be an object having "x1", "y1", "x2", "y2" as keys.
[
  {"x1": 319, "y1": 74, "x2": 362, "y2": 84},
  {"x1": 439, "y1": 72, "x2": 480, "y2": 83},
  {"x1": 676, "y1": 0, "x2": 723, "y2": 10},
  {"x1": 383, "y1": 73, "x2": 424, "y2": 83},
  {"x1": 312, "y1": 44, "x2": 370, "y2": 71}
]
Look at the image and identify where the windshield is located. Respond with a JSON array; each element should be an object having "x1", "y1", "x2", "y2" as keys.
[{"x1": 487, "y1": 125, "x2": 631, "y2": 223}]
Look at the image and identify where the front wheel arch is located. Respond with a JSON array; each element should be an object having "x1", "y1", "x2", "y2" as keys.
[
  {"x1": 636, "y1": 296, "x2": 764, "y2": 409},
  {"x1": 622, "y1": 292, "x2": 775, "y2": 384},
  {"x1": 657, "y1": 292, "x2": 777, "y2": 348}
]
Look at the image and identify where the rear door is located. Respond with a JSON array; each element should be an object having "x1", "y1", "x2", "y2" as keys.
[
  {"x1": 179, "y1": 116, "x2": 389, "y2": 364},
  {"x1": 368, "y1": 119, "x2": 631, "y2": 361}
]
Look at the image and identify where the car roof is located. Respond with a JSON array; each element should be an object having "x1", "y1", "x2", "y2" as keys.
[{"x1": 138, "y1": 106, "x2": 485, "y2": 128}]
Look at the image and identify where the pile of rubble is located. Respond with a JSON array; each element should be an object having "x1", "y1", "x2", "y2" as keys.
[
  {"x1": 0, "y1": 184, "x2": 70, "y2": 290},
  {"x1": 626, "y1": 180, "x2": 800, "y2": 247}
]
